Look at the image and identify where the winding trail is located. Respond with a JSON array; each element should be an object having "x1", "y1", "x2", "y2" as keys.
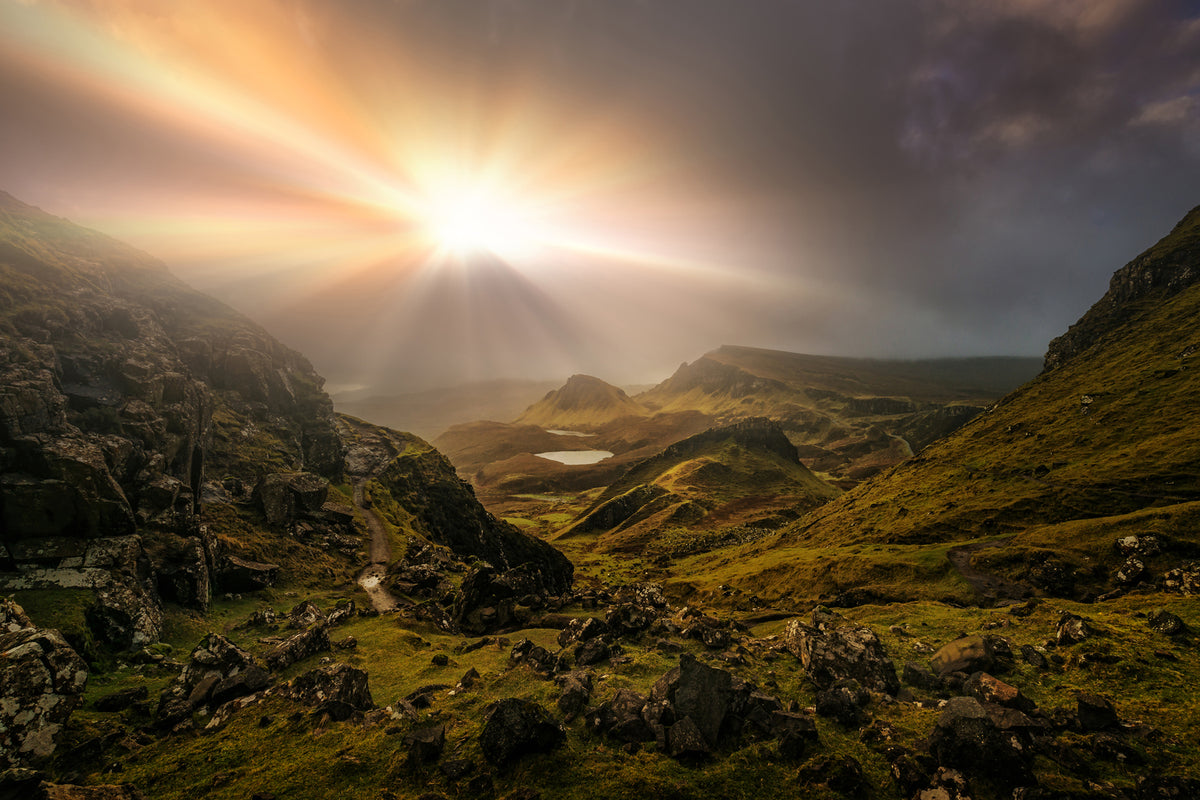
[
  {"x1": 947, "y1": 535, "x2": 1032, "y2": 606},
  {"x1": 354, "y1": 479, "x2": 400, "y2": 612}
]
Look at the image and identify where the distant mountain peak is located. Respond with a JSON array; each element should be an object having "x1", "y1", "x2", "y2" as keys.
[{"x1": 514, "y1": 373, "x2": 648, "y2": 428}]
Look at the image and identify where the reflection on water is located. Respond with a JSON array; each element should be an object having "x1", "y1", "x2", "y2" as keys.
[
  {"x1": 535, "y1": 450, "x2": 613, "y2": 465},
  {"x1": 546, "y1": 429, "x2": 595, "y2": 437}
]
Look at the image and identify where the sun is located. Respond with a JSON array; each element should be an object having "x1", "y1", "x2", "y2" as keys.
[{"x1": 421, "y1": 185, "x2": 544, "y2": 258}]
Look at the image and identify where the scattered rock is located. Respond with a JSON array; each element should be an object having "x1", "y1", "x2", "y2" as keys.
[
  {"x1": 156, "y1": 633, "x2": 269, "y2": 729},
  {"x1": 0, "y1": 622, "x2": 89, "y2": 767},
  {"x1": 1076, "y1": 692, "x2": 1119, "y2": 732},
  {"x1": 1161, "y1": 562, "x2": 1200, "y2": 595},
  {"x1": 651, "y1": 653, "x2": 732, "y2": 748},
  {"x1": 814, "y1": 679, "x2": 870, "y2": 727},
  {"x1": 930, "y1": 635, "x2": 994, "y2": 676},
  {"x1": 796, "y1": 754, "x2": 866, "y2": 796},
  {"x1": 586, "y1": 689, "x2": 654, "y2": 743},
  {"x1": 1147, "y1": 610, "x2": 1189, "y2": 636},
  {"x1": 286, "y1": 600, "x2": 327, "y2": 630},
  {"x1": 1056, "y1": 613, "x2": 1095, "y2": 646},
  {"x1": 94, "y1": 686, "x2": 149, "y2": 713},
  {"x1": 783, "y1": 611, "x2": 899, "y2": 694},
  {"x1": 478, "y1": 699, "x2": 565, "y2": 766},
  {"x1": 1019, "y1": 644, "x2": 1048, "y2": 670},
  {"x1": 405, "y1": 723, "x2": 446, "y2": 766},
  {"x1": 287, "y1": 663, "x2": 375, "y2": 720},
  {"x1": 555, "y1": 671, "x2": 592, "y2": 721},
  {"x1": 265, "y1": 625, "x2": 331, "y2": 671},
  {"x1": 963, "y1": 672, "x2": 1033, "y2": 712},
  {"x1": 928, "y1": 696, "x2": 1035, "y2": 789},
  {"x1": 1116, "y1": 558, "x2": 1146, "y2": 586},
  {"x1": 666, "y1": 715, "x2": 710, "y2": 760}
]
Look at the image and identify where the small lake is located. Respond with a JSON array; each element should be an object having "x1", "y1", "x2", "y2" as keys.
[
  {"x1": 535, "y1": 450, "x2": 613, "y2": 465},
  {"x1": 545, "y1": 429, "x2": 595, "y2": 437}
]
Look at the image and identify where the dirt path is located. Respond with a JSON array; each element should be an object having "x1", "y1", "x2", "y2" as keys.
[
  {"x1": 354, "y1": 479, "x2": 399, "y2": 612},
  {"x1": 947, "y1": 536, "x2": 1032, "y2": 606}
]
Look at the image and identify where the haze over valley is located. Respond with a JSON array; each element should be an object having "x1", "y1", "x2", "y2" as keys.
[{"x1": 2, "y1": 3, "x2": 1200, "y2": 800}]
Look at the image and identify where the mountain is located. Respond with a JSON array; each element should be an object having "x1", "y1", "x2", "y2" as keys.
[
  {"x1": 0, "y1": 191, "x2": 571, "y2": 651},
  {"x1": 515, "y1": 373, "x2": 650, "y2": 428},
  {"x1": 688, "y1": 205, "x2": 1200, "y2": 606},
  {"x1": 557, "y1": 418, "x2": 839, "y2": 554}
]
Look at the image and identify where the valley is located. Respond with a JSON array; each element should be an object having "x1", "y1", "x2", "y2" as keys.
[{"x1": 2, "y1": 192, "x2": 1200, "y2": 800}]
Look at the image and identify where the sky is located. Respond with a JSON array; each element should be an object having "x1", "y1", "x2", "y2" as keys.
[{"x1": 2, "y1": 0, "x2": 1199, "y2": 394}]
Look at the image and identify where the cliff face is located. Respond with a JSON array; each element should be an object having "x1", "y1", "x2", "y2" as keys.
[
  {"x1": 0, "y1": 192, "x2": 573, "y2": 650},
  {"x1": 0, "y1": 194, "x2": 343, "y2": 645},
  {"x1": 1044, "y1": 205, "x2": 1200, "y2": 371}
]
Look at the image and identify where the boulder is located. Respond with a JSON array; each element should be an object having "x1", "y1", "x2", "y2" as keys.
[
  {"x1": 1147, "y1": 610, "x2": 1189, "y2": 636},
  {"x1": 814, "y1": 678, "x2": 870, "y2": 727},
  {"x1": 287, "y1": 663, "x2": 374, "y2": 720},
  {"x1": 0, "y1": 624, "x2": 88, "y2": 767},
  {"x1": 1076, "y1": 692, "x2": 1119, "y2": 732},
  {"x1": 650, "y1": 653, "x2": 733, "y2": 748},
  {"x1": 666, "y1": 716, "x2": 710, "y2": 760},
  {"x1": 265, "y1": 625, "x2": 330, "y2": 672},
  {"x1": 156, "y1": 633, "x2": 269, "y2": 728},
  {"x1": 555, "y1": 670, "x2": 593, "y2": 721},
  {"x1": 963, "y1": 672, "x2": 1034, "y2": 712},
  {"x1": 1162, "y1": 562, "x2": 1200, "y2": 594},
  {"x1": 556, "y1": 616, "x2": 608, "y2": 648},
  {"x1": 254, "y1": 472, "x2": 329, "y2": 526},
  {"x1": 783, "y1": 612, "x2": 899, "y2": 694},
  {"x1": 286, "y1": 600, "x2": 326, "y2": 629},
  {"x1": 927, "y1": 697, "x2": 1034, "y2": 789},
  {"x1": 1056, "y1": 613, "x2": 1094, "y2": 645},
  {"x1": 478, "y1": 698, "x2": 565, "y2": 766},
  {"x1": 218, "y1": 555, "x2": 280, "y2": 593},
  {"x1": 404, "y1": 723, "x2": 445, "y2": 765},
  {"x1": 585, "y1": 689, "x2": 654, "y2": 743},
  {"x1": 573, "y1": 638, "x2": 610, "y2": 667},
  {"x1": 930, "y1": 635, "x2": 994, "y2": 676}
]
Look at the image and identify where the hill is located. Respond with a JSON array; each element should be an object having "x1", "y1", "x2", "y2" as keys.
[
  {"x1": 515, "y1": 373, "x2": 650, "y2": 428},
  {"x1": 557, "y1": 418, "x2": 839, "y2": 553},
  {"x1": 686, "y1": 205, "x2": 1200, "y2": 607}
]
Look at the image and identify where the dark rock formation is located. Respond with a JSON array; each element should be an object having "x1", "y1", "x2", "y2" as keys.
[
  {"x1": 931, "y1": 635, "x2": 995, "y2": 676},
  {"x1": 1045, "y1": 205, "x2": 1200, "y2": 371},
  {"x1": 286, "y1": 663, "x2": 374, "y2": 719},
  {"x1": 478, "y1": 698, "x2": 565, "y2": 766},
  {"x1": 156, "y1": 633, "x2": 269, "y2": 728},
  {"x1": 783, "y1": 610, "x2": 899, "y2": 694},
  {"x1": 265, "y1": 626, "x2": 330, "y2": 672},
  {"x1": 928, "y1": 697, "x2": 1036, "y2": 790},
  {"x1": 0, "y1": 613, "x2": 88, "y2": 767}
]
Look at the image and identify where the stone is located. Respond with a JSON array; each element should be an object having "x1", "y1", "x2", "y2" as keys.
[
  {"x1": 478, "y1": 698, "x2": 565, "y2": 766},
  {"x1": 265, "y1": 626, "x2": 330, "y2": 672},
  {"x1": 555, "y1": 671, "x2": 592, "y2": 721},
  {"x1": 254, "y1": 472, "x2": 330, "y2": 525},
  {"x1": 815, "y1": 679, "x2": 870, "y2": 727},
  {"x1": 902, "y1": 661, "x2": 941, "y2": 691},
  {"x1": 156, "y1": 633, "x2": 269, "y2": 728},
  {"x1": 556, "y1": 616, "x2": 608, "y2": 648},
  {"x1": 1162, "y1": 561, "x2": 1200, "y2": 595},
  {"x1": 325, "y1": 600, "x2": 356, "y2": 627},
  {"x1": 650, "y1": 654, "x2": 732, "y2": 748},
  {"x1": 1019, "y1": 644, "x2": 1048, "y2": 669},
  {"x1": 666, "y1": 715, "x2": 710, "y2": 760},
  {"x1": 0, "y1": 625, "x2": 88, "y2": 767},
  {"x1": 930, "y1": 635, "x2": 994, "y2": 676},
  {"x1": 405, "y1": 723, "x2": 446, "y2": 765},
  {"x1": 1116, "y1": 558, "x2": 1146, "y2": 586},
  {"x1": 1076, "y1": 692, "x2": 1118, "y2": 732},
  {"x1": 1056, "y1": 613, "x2": 1094, "y2": 646},
  {"x1": 928, "y1": 697, "x2": 1034, "y2": 789},
  {"x1": 1147, "y1": 610, "x2": 1189, "y2": 636},
  {"x1": 963, "y1": 672, "x2": 1033, "y2": 712},
  {"x1": 783, "y1": 613, "x2": 899, "y2": 694},
  {"x1": 287, "y1": 663, "x2": 375, "y2": 719},
  {"x1": 218, "y1": 555, "x2": 280, "y2": 593},
  {"x1": 599, "y1": 688, "x2": 655, "y2": 743},
  {"x1": 286, "y1": 600, "x2": 327, "y2": 629},
  {"x1": 0, "y1": 599, "x2": 32, "y2": 633},
  {"x1": 573, "y1": 638, "x2": 610, "y2": 667}
]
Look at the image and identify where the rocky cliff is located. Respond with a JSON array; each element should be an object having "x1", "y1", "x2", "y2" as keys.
[
  {"x1": 0, "y1": 192, "x2": 571, "y2": 652},
  {"x1": 1044, "y1": 205, "x2": 1200, "y2": 371}
]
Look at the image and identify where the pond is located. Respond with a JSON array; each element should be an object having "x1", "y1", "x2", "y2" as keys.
[{"x1": 534, "y1": 450, "x2": 613, "y2": 465}]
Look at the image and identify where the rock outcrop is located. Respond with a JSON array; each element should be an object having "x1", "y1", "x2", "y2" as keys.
[
  {"x1": 0, "y1": 605, "x2": 88, "y2": 768},
  {"x1": 156, "y1": 633, "x2": 270, "y2": 729}
]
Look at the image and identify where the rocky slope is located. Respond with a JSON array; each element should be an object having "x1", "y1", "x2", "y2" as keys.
[
  {"x1": 692, "y1": 205, "x2": 1200, "y2": 608},
  {"x1": 0, "y1": 192, "x2": 572, "y2": 655}
]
